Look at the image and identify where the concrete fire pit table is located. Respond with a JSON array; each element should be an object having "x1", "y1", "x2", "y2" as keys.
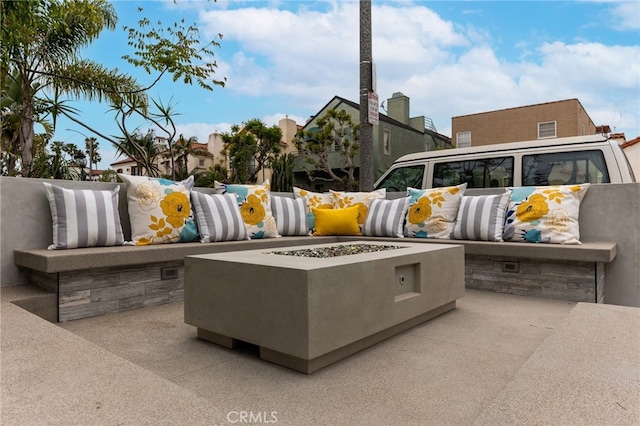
[{"x1": 184, "y1": 241, "x2": 465, "y2": 373}]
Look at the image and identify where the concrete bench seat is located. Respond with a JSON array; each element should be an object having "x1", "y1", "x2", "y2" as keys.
[
  {"x1": 15, "y1": 236, "x2": 617, "y2": 322},
  {"x1": 15, "y1": 237, "x2": 616, "y2": 274},
  {"x1": 14, "y1": 237, "x2": 335, "y2": 322},
  {"x1": 344, "y1": 237, "x2": 617, "y2": 263},
  {"x1": 3, "y1": 177, "x2": 638, "y2": 321},
  {"x1": 14, "y1": 237, "x2": 334, "y2": 274}
]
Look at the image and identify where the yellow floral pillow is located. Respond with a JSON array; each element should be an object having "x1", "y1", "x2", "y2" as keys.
[
  {"x1": 312, "y1": 206, "x2": 360, "y2": 236},
  {"x1": 215, "y1": 180, "x2": 279, "y2": 239},
  {"x1": 330, "y1": 189, "x2": 386, "y2": 225},
  {"x1": 503, "y1": 184, "x2": 589, "y2": 244},
  {"x1": 293, "y1": 187, "x2": 334, "y2": 231},
  {"x1": 404, "y1": 184, "x2": 467, "y2": 239},
  {"x1": 119, "y1": 175, "x2": 198, "y2": 246}
]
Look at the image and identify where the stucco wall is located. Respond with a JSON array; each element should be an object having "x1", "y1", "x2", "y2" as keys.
[
  {"x1": 623, "y1": 143, "x2": 640, "y2": 179},
  {"x1": 1, "y1": 177, "x2": 638, "y2": 307}
]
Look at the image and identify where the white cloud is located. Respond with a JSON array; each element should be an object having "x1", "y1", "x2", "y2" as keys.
[
  {"x1": 608, "y1": 1, "x2": 640, "y2": 31},
  {"x1": 195, "y1": 1, "x2": 638, "y2": 139},
  {"x1": 71, "y1": 0, "x2": 640, "y2": 172}
]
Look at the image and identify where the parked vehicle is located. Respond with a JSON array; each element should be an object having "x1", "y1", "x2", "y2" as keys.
[{"x1": 374, "y1": 134, "x2": 636, "y2": 191}]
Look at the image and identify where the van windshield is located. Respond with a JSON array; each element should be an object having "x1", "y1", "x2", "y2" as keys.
[
  {"x1": 376, "y1": 165, "x2": 424, "y2": 192},
  {"x1": 433, "y1": 157, "x2": 514, "y2": 188},
  {"x1": 522, "y1": 150, "x2": 609, "y2": 185}
]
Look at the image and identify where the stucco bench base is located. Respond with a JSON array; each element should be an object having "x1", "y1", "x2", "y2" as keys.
[{"x1": 184, "y1": 241, "x2": 465, "y2": 374}]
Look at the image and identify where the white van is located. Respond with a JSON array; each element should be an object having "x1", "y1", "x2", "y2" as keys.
[{"x1": 374, "y1": 134, "x2": 636, "y2": 191}]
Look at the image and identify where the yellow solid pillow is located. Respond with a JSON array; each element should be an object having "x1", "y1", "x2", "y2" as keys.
[{"x1": 312, "y1": 206, "x2": 361, "y2": 236}]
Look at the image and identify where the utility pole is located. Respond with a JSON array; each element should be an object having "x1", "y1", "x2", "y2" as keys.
[{"x1": 359, "y1": 0, "x2": 374, "y2": 191}]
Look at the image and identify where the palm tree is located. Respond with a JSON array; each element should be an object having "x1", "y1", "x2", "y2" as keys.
[
  {"x1": 114, "y1": 130, "x2": 161, "y2": 177},
  {"x1": 1, "y1": 0, "x2": 144, "y2": 176},
  {"x1": 173, "y1": 134, "x2": 209, "y2": 180},
  {"x1": 85, "y1": 137, "x2": 100, "y2": 178},
  {"x1": 1, "y1": 70, "x2": 54, "y2": 175}
]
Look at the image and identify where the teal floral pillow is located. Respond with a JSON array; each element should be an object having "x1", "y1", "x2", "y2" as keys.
[
  {"x1": 214, "y1": 180, "x2": 279, "y2": 239},
  {"x1": 404, "y1": 184, "x2": 466, "y2": 239},
  {"x1": 503, "y1": 184, "x2": 589, "y2": 244},
  {"x1": 119, "y1": 174, "x2": 198, "y2": 245}
]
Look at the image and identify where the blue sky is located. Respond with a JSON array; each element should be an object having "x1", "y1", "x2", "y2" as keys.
[{"x1": 51, "y1": 0, "x2": 640, "y2": 170}]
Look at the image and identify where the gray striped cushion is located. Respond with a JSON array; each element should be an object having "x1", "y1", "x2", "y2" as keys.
[
  {"x1": 44, "y1": 183, "x2": 125, "y2": 250},
  {"x1": 451, "y1": 192, "x2": 510, "y2": 241},
  {"x1": 191, "y1": 192, "x2": 248, "y2": 242},
  {"x1": 362, "y1": 197, "x2": 409, "y2": 238},
  {"x1": 271, "y1": 196, "x2": 309, "y2": 236}
]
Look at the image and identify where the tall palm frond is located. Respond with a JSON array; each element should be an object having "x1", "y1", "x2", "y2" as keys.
[
  {"x1": 2, "y1": 0, "x2": 144, "y2": 176},
  {"x1": 50, "y1": 60, "x2": 146, "y2": 111}
]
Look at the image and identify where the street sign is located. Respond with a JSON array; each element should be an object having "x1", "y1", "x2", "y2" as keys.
[{"x1": 368, "y1": 92, "x2": 379, "y2": 125}]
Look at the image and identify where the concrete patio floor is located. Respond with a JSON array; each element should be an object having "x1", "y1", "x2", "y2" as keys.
[{"x1": 1, "y1": 285, "x2": 639, "y2": 425}]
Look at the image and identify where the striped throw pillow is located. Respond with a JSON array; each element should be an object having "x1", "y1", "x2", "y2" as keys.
[
  {"x1": 191, "y1": 192, "x2": 248, "y2": 243},
  {"x1": 362, "y1": 197, "x2": 409, "y2": 238},
  {"x1": 43, "y1": 183, "x2": 125, "y2": 250},
  {"x1": 451, "y1": 192, "x2": 510, "y2": 241},
  {"x1": 271, "y1": 196, "x2": 309, "y2": 236}
]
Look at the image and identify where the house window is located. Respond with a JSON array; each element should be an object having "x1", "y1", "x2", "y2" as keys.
[
  {"x1": 538, "y1": 121, "x2": 557, "y2": 139},
  {"x1": 456, "y1": 131, "x2": 471, "y2": 148},
  {"x1": 383, "y1": 130, "x2": 391, "y2": 155},
  {"x1": 198, "y1": 158, "x2": 205, "y2": 167}
]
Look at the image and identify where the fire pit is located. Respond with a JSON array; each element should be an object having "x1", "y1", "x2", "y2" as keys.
[
  {"x1": 184, "y1": 241, "x2": 464, "y2": 373},
  {"x1": 268, "y1": 243, "x2": 400, "y2": 258}
]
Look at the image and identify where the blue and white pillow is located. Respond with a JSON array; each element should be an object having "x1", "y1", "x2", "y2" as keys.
[
  {"x1": 119, "y1": 174, "x2": 198, "y2": 246},
  {"x1": 451, "y1": 192, "x2": 510, "y2": 241},
  {"x1": 191, "y1": 192, "x2": 248, "y2": 243},
  {"x1": 214, "y1": 180, "x2": 279, "y2": 239},
  {"x1": 44, "y1": 183, "x2": 125, "y2": 250},
  {"x1": 502, "y1": 184, "x2": 589, "y2": 244},
  {"x1": 362, "y1": 197, "x2": 409, "y2": 238},
  {"x1": 404, "y1": 184, "x2": 467, "y2": 239},
  {"x1": 271, "y1": 196, "x2": 309, "y2": 236}
]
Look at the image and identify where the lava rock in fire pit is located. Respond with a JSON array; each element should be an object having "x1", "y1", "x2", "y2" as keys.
[{"x1": 267, "y1": 244, "x2": 400, "y2": 258}]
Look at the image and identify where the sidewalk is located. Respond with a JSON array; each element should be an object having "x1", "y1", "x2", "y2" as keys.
[{"x1": 2, "y1": 285, "x2": 639, "y2": 425}]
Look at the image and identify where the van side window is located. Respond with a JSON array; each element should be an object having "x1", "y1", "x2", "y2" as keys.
[
  {"x1": 376, "y1": 165, "x2": 424, "y2": 192},
  {"x1": 522, "y1": 150, "x2": 610, "y2": 186},
  {"x1": 432, "y1": 157, "x2": 514, "y2": 188}
]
